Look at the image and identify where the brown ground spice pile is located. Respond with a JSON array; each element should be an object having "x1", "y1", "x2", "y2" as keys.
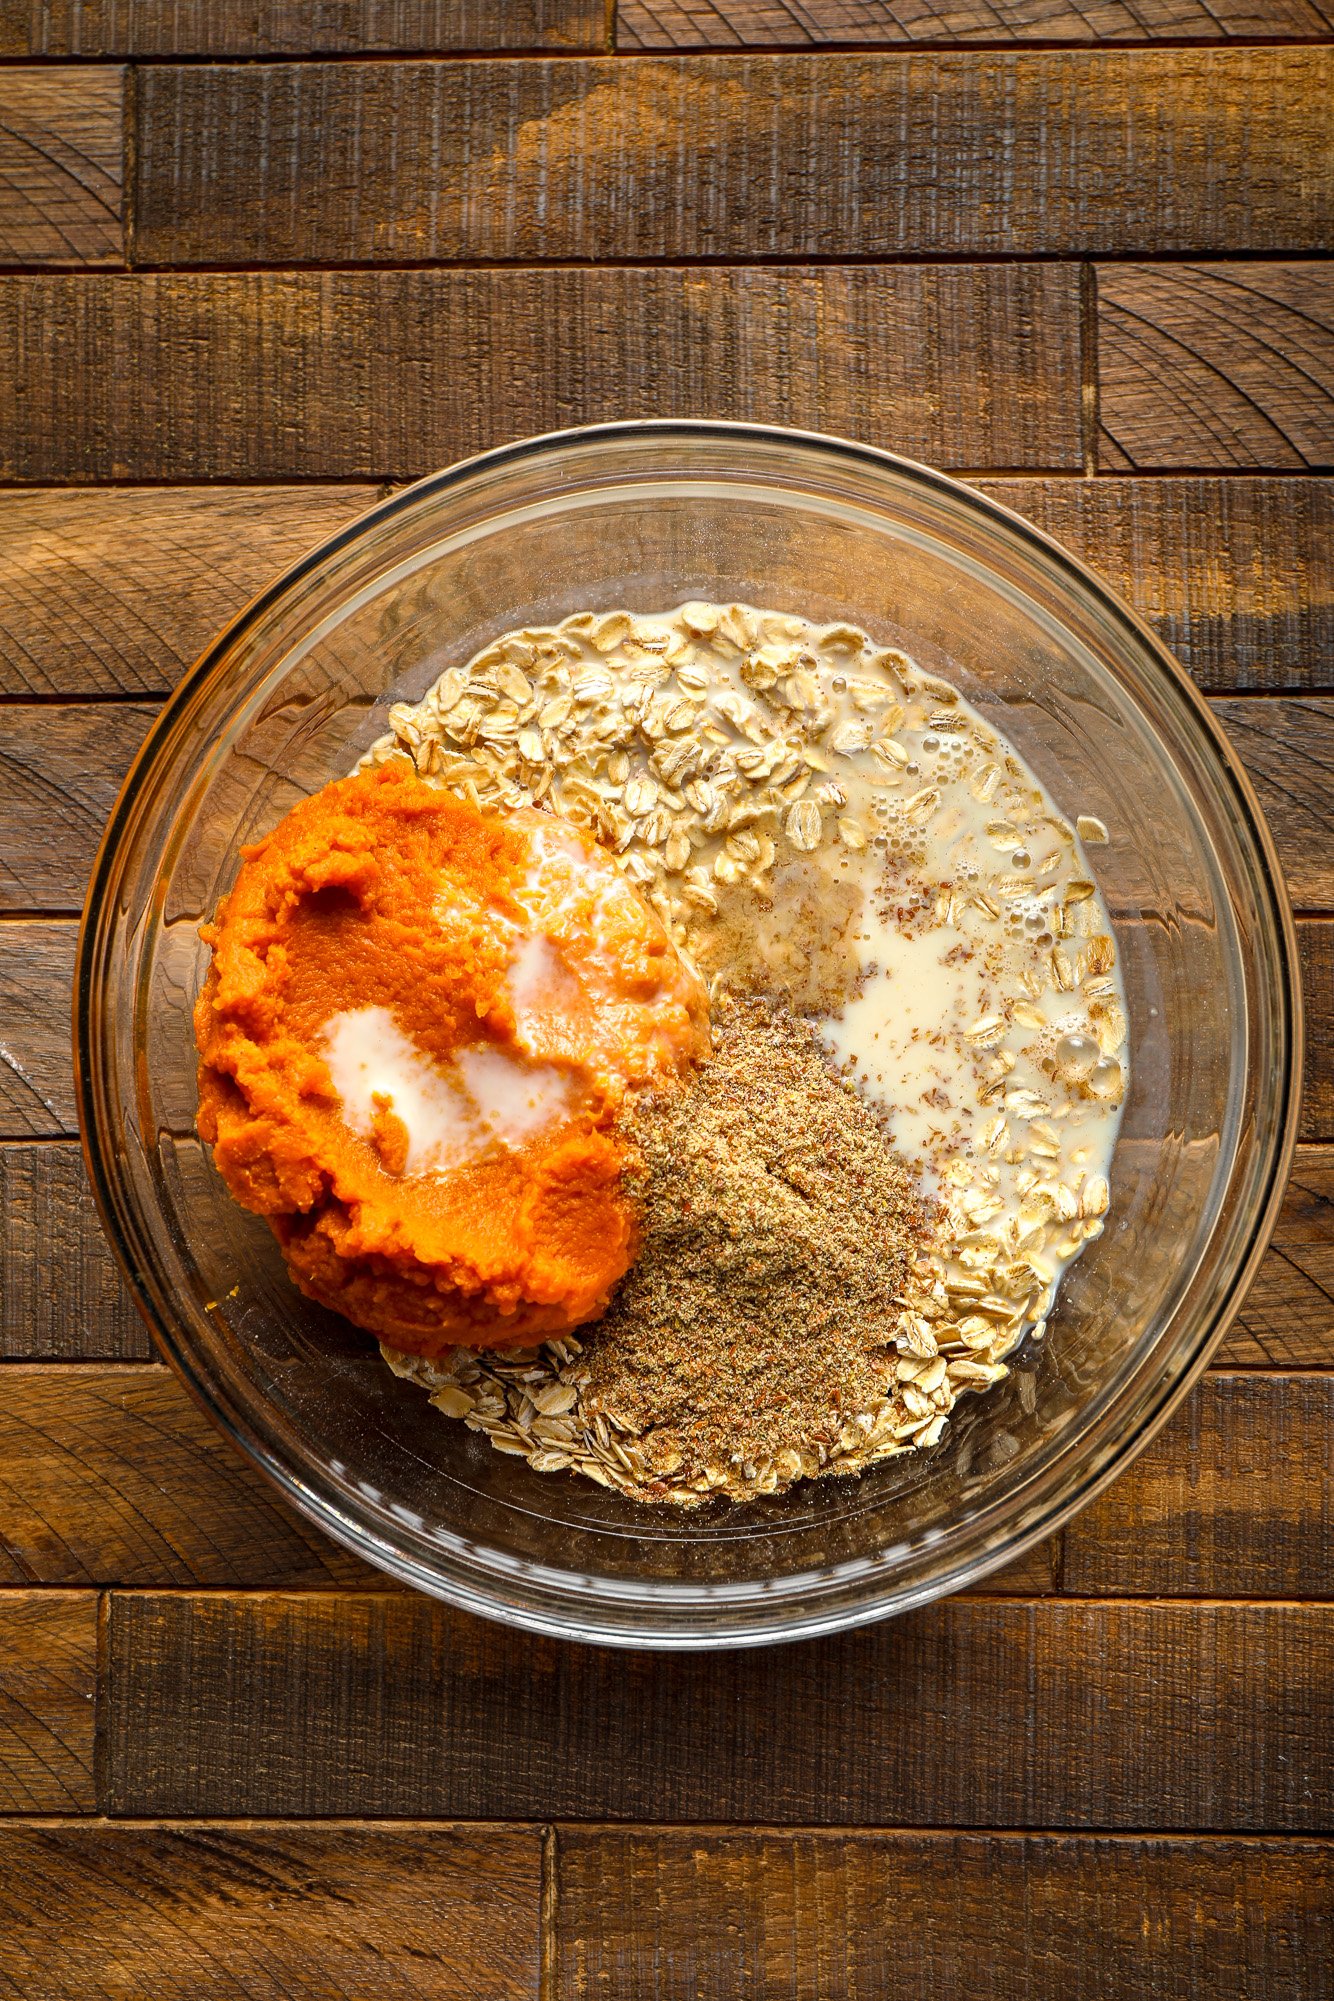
[{"x1": 583, "y1": 994, "x2": 934, "y2": 1484}]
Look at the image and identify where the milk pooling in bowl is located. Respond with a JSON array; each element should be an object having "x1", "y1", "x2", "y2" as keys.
[{"x1": 783, "y1": 661, "x2": 1126, "y2": 1343}]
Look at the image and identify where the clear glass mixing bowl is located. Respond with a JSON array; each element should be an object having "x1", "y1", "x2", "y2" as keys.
[{"x1": 76, "y1": 422, "x2": 1302, "y2": 1648}]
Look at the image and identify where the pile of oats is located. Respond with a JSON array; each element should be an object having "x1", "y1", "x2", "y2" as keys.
[
  {"x1": 369, "y1": 601, "x2": 1127, "y2": 1506},
  {"x1": 360, "y1": 600, "x2": 924, "y2": 956}
]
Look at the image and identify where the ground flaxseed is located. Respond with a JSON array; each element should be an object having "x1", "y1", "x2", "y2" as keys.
[{"x1": 580, "y1": 994, "x2": 934, "y2": 1484}]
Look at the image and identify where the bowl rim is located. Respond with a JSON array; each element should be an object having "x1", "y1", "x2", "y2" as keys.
[{"x1": 74, "y1": 418, "x2": 1305, "y2": 1648}]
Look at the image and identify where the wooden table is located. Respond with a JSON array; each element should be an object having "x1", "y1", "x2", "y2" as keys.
[{"x1": 0, "y1": 6, "x2": 1331, "y2": 1994}]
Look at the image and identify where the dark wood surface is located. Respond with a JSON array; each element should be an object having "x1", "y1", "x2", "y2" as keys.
[
  {"x1": 2, "y1": 1138, "x2": 1327, "y2": 1370},
  {"x1": 0, "y1": 266, "x2": 1086, "y2": 478},
  {"x1": 1097, "y1": 265, "x2": 1334, "y2": 470},
  {"x1": 617, "y1": 0, "x2": 1334, "y2": 43},
  {"x1": 0, "y1": 1822, "x2": 543, "y2": 1999},
  {"x1": 1, "y1": 0, "x2": 609, "y2": 55},
  {"x1": 0, "y1": 6, "x2": 1329, "y2": 1995},
  {"x1": 129, "y1": 53, "x2": 1331, "y2": 263},
  {"x1": 0, "y1": 1591, "x2": 96, "y2": 1812},
  {"x1": 6, "y1": 693, "x2": 1333, "y2": 907},
  {"x1": 0, "y1": 1365, "x2": 1327, "y2": 1595},
  {"x1": 0, "y1": 67, "x2": 123, "y2": 265},
  {"x1": 102, "y1": 1593, "x2": 1333, "y2": 1824},
  {"x1": 0, "y1": 1143, "x2": 150, "y2": 1357},
  {"x1": 1, "y1": 476, "x2": 1326, "y2": 695},
  {"x1": 553, "y1": 1830, "x2": 1333, "y2": 2001}
]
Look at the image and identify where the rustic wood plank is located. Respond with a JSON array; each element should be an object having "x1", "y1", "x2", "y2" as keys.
[
  {"x1": 0, "y1": 487, "x2": 378, "y2": 698},
  {"x1": 0, "y1": 1143, "x2": 146, "y2": 1359},
  {"x1": 984, "y1": 1539, "x2": 1060, "y2": 1595},
  {"x1": 1303, "y1": 920, "x2": 1334, "y2": 1140},
  {"x1": 0, "y1": 68, "x2": 123, "y2": 269},
  {"x1": 0, "y1": 1822, "x2": 541, "y2": 2000},
  {"x1": 0, "y1": 1362, "x2": 1053, "y2": 1593},
  {"x1": 975, "y1": 477, "x2": 1334, "y2": 696},
  {"x1": 617, "y1": 0, "x2": 1334, "y2": 43},
  {"x1": 0, "y1": 1592, "x2": 96, "y2": 1813},
  {"x1": 1, "y1": 690, "x2": 1328, "y2": 910},
  {"x1": 1064, "y1": 1374, "x2": 1334, "y2": 1597},
  {"x1": 0, "y1": 267, "x2": 1083, "y2": 482},
  {"x1": 0, "y1": 1366, "x2": 381, "y2": 1588},
  {"x1": 1097, "y1": 265, "x2": 1334, "y2": 471},
  {"x1": 554, "y1": 1828, "x2": 1333, "y2": 2001},
  {"x1": 5, "y1": 917, "x2": 1328, "y2": 1140},
  {"x1": 4, "y1": 1138, "x2": 1327, "y2": 1368},
  {"x1": 0, "y1": 922, "x2": 77, "y2": 1137},
  {"x1": 131, "y1": 52, "x2": 1333, "y2": 266},
  {"x1": 1209, "y1": 698, "x2": 1334, "y2": 908},
  {"x1": 106, "y1": 1594, "x2": 1333, "y2": 1825},
  {"x1": 0, "y1": 704, "x2": 154, "y2": 913},
  {"x1": 3, "y1": 478, "x2": 1327, "y2": 699},
  {"x1": 1, "y1": 0, "x2": 605, "y2": 55},
  {"x1": 1223, "y1": 1147, "x2": 1333, "y2": 1368}
]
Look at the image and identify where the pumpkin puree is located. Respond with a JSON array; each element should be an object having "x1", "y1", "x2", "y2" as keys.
[{"x1": 195, "y1": 761, "x2": 708, "y2": 1351}]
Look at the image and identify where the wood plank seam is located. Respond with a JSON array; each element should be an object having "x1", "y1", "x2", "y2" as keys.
[
  {"x1": 93, "y1": 1588, "x2": 107, "y2": 1809},
  {"x1": 0, "y1": 1817, "x2": 1321, "y2": 1837},
  {"x1": 85, "y1": 1588, "x2": 1334, "y2": 1602},
  {"x1": 1080, "y1": 260, "x2": 1098, "y2": 476}
]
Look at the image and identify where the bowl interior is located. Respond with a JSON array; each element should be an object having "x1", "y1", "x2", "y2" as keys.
[{"x1": 80, "y1": 426, "x2": 1298, "y2": 1644}]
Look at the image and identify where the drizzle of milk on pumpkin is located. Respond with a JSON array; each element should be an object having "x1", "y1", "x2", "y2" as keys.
[
  {"x1": 323, "y1": 810, "x2": 701, "y2": 1175},
  {"x1": 323, "y1": 1004, "x2": 570, "y2": 1175},
  {"x1": 502, "y1": 810, "x2": 700, "y2": 1080}
]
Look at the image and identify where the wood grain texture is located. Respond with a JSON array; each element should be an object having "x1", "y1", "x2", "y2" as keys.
[
  {"x1": 1209, "y1": 698, "x2": 1334, "y2": 907},
  {"x1": 131, "y1": 52, "x2": 1333, "y2": 266},
  {"x1": 0, "y1": 1361, "x2": 1050, "y2": 1593},
  {"x1": 0, "y1": 1592, "x2": 95, "y2": 1813},
  {"x1": 105, "y1": 1594, "x2": 1333, "y2": 1825},
  {"x1": 0, "y1": 266, "x2": 1083, "y2": 482},
  {"x1": 5, "y1": 691, "x2": 1332, "y2": 910},
  {"x1": 0, "y1": 487, "x2": 378, "y2": 697},
  {"x1": 3, "y1": 1138, "x2": 1327, "y2": 1367},
  {"x1": 0, "y1": 704, "x2": 154, "y2": 913},
  {"x1": 976, "y1": 477, "x2": 1334, "y2": 696},
  {"x1": 617, "y1": 0, "x2": 1334, "y2": 43},
  {"x1": 8, "y1": 690, "x2": 1334, "y2": 905},
  {"x1": 1303, "y1": 920, "x2": 1334, "y2": 1139},
  {"x1": 0, "y1": 0, "x2": 605, "y2": 55},
  {"x1": 0, "y1": 68, "x2": 123, "y2": 269},
  {"x1": 0, "y1": 1822, "x2": 541, "y2": 2000},
  {"x1": 5, "y1": 918, "x2": 1329, "y2": 1140},
  {"x1": 1223, "y1": 1147, "x2": 1334, "y2": 1368},
  {"x1": 3, "y1": 478, "x2": 1326, "y2": 699},
  {"x1": 0, "y1": 1143, "x2": 146, "y2": 1359},
  {"x1": 7, "y1": 1362, "x2": 1330, "y2": 1598},
  {"x1": 0, "y1": 1366, "x2": 381, "y2": 1588},
  {"x1": 1097, "y1": 265, "x2": 1334, "y2": 471},
  {"x1": 554, "y1": 1828, "x2": 1334, "y2": 2001},
  {"x1": 0, "y1": 922, "x2": 76, "y2": 1137},
  {"x1": 1063, "y1": 1373, "x2": 1334, "y2": 1597}
]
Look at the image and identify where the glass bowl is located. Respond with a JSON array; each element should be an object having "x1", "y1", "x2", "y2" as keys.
[{"x1": 76, "y1": 422, "x2": 1302, "y2": 1649}]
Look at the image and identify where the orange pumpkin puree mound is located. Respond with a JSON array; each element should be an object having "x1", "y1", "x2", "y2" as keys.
[{"x1": 194, "y1": 760, "x2": 709, "y2": 1352}]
